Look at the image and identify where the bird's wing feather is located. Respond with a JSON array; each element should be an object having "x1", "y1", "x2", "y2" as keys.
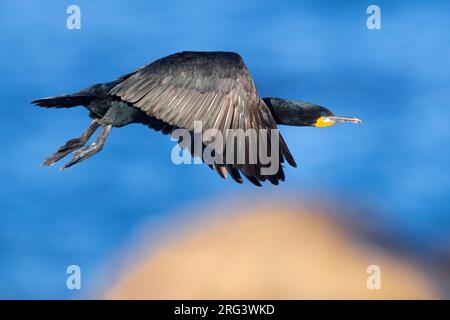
[{"x1": 110, "y1": 51, "x2": 296, "y2": 185}]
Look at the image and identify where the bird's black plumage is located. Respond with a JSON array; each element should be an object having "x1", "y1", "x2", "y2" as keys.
[{"x1": 32, "y1": 51, "x2": 361, "y2": 185}]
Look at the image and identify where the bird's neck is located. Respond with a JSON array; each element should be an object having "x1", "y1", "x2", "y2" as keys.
[{"x1": 263, "y1": 97, "x2": 317, "y2": 126}]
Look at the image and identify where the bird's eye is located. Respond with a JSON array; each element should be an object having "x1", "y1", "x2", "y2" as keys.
[{"x1": 320, "y1": 112, "x2": 327, "y2": 117}]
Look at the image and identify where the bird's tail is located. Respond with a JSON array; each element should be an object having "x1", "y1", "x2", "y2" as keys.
[{"x1": 31, "y1": 94, "x2": 95, "y2": 108}]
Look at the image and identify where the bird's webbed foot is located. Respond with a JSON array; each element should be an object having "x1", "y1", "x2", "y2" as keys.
[
  {"x1": 43, "y1": 119, "x2": 100, "y2": 166},
  {"x1": 61, "y1": 124, "x2": 112, "y2": 170}
]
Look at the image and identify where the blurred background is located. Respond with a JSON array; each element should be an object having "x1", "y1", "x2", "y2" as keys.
[{"x1": 0, "y1": 0, "x2": 449, "y2": 299}]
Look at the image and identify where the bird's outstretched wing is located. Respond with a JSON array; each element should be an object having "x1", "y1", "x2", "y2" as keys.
[{"x1": 110, "y1": 51, "x2": 296, "y2": 185}]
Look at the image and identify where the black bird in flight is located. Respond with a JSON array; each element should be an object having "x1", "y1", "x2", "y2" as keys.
[{"x1": 32, "y1": 51, "x2": 361, "y2": 186}]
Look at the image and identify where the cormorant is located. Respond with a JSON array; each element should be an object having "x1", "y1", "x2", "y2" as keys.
[{"x1": 32, "y1": 51, "x2": 361, "y2": 186}]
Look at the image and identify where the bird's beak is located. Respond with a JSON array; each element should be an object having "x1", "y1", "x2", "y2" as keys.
[
  {"x1": 314, "y1": 116, "x2": 362, "y2": 127},
  {"x1": 330, "y1": 116, "x2": 362, "y2": 124}
]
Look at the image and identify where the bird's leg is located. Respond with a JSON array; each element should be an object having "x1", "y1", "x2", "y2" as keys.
[
  {"x1": 61, "y1": 124, "x2": 112, "y2": 170},
  {"x1": 43, "y1": 119, "x2": 100, "y2": 166}
]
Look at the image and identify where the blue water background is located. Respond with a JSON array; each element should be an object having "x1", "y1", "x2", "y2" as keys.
[{"x1": 0, "y1": 0, "x2": 449, "y2": 298}]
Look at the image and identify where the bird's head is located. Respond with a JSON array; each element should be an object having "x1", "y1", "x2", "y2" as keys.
[{"x1": 263, "y1": 97, "x2": 362, "y2": 127}]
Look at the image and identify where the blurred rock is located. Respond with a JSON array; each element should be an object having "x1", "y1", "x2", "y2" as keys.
[{"x1": 104, "y1": 202, "x2": 440, "y2": 299}]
